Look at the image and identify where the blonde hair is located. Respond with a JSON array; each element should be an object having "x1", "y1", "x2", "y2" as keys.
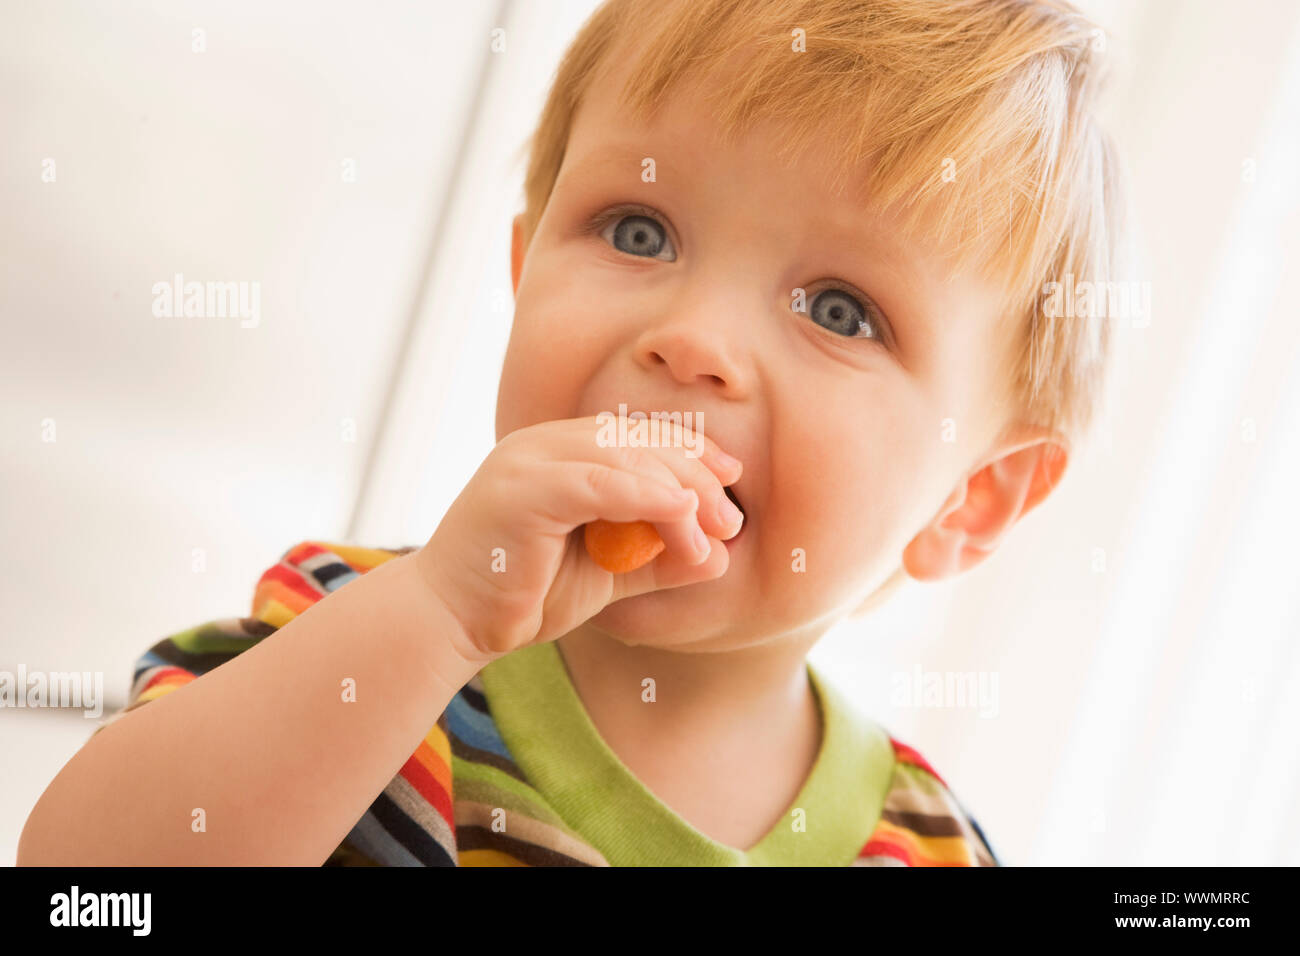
[{"x1": 518, "y1": 0, "x2": 1128, "y2": 446}]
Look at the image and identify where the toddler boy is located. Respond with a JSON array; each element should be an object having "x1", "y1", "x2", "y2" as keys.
[{"x1": 20, "y1": 0, "x2": 1124, "y2": 866}]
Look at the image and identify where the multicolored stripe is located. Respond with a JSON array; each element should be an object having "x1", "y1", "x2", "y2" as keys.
[
  {"x1": 100, "y1": 540, "x2": 1001, "y2": 867},
  {"x1": 856, "y1": 743, "x2": 1000, "y2": 866}
]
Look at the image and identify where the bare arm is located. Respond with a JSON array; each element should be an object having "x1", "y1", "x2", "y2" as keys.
[
  {"x1": 19, "y1": 414, "x2": 742, "y2": 866},
  {"x1": 16, "y1": 552, "x2": 486, "y2": 866}
]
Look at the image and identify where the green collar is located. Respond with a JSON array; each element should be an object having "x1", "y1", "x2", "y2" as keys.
[{"x1": 477, "y1": 640, "x2": 895, "y2": 866}]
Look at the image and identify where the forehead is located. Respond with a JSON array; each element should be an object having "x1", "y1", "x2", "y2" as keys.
[
  {"x1": 566, "y1": 80, "x2": 887, "y2": 259},
  {"x1": 562, "y1": 35, "x2": 973, "y2": 272},
  {"x1": 570, "y1": 51, "x2": 836, "y2": 193},
  {"x1": 560, "y1": 56, "x2": 981, "y2": 313}
]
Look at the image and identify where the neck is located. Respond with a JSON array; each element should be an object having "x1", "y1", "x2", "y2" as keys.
[{"x1": 554, "y1": 621, "x2": 824, "y2": 757}]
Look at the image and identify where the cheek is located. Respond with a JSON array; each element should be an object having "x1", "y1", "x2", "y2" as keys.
[
  {"x1": 496, "y1": 328, "x2": 556, "y2": 441},
  {"x1": 761, "y1": 379, "x2": 937, "y2": 607},
  {"x1": 495, "y1": 253, "x2": 608, "y2": 439}
]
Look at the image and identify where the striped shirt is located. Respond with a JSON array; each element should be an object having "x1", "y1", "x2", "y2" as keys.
[{"x1": 99, "y1": 540, "x2": 1002, "y2": 866}]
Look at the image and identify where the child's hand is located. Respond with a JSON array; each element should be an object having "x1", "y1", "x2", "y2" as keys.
[{"x1": 413, "y1": 415, "x2": 744, "y2": 662}]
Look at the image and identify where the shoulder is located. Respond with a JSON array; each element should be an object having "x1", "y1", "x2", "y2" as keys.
[
  {"x1": 250, "y1": 540, "x2": 417, "y2": 627},
  {"x1": 104, "y1": 541, "x2": 417, "y2": 729},
  {"x1": 857, "y1": 734, "x2": 1002, "y2": 867}
]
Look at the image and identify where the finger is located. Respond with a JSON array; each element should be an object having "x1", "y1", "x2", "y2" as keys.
[
  {"x1": 547, "y1": 415, "x2": 743, "y2": 486},
  {"x1": 649, "y1": 490, "x2": 712, "y2": 566},
  {"x1": 549, "y1": 420, "x2": 744, "y2": 541},
  {"x1": 574, "y1": 465, "x2": 709, "y2": 566},
  {"x1": 617, "y1": 444, "x2": 742, "y2": 543},
  {"x1": 540, "y1": 462, "x2": 704, "y2": 563},
  {"x1": 520, "y1": 459, "x2": 708, "y2": 567},
  {"x1": 633, "y1": 417, "x2": 744, "y2": 488},
  {"x1": 610, "y1": 531, "x2": 729, "y2": 602}
]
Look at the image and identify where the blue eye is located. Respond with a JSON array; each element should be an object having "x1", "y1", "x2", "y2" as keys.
[
  {"x1": 809, "y1": 288, "x2": 883, "y2": 343},
  {"x1": 602, "y1": 212, "x2": 676, "y2": 261}
]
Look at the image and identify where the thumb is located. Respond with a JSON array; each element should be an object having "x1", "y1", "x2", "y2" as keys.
[{"x1": 609, "y1": 534, "x2": 730, "y2": 603}]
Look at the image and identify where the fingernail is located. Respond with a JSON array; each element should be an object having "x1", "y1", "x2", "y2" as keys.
[{"x1": 693, "y1": 525, "x2": 710, "y2": 556}]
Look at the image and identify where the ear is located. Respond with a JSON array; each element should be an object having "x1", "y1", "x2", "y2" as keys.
[
  {"x1": 901, "y1": 428, "x2": 1070, "y2": 581},
  {"x1": 510, "y1": 213, "x2": 526, "y2": 296}
]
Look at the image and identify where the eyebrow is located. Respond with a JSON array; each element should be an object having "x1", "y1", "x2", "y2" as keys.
[{"x1": 556, "y1": 146, "x2": 683, "y2": 189}]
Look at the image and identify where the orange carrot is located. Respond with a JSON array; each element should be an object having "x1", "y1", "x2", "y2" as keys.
[{"x1": 583, "y1": 520, "x2": 666, "y2": 573}]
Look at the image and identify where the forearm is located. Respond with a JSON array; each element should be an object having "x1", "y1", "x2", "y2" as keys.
[{"x1": 17, "y1": 553, "x2": 483, "y2": 866}]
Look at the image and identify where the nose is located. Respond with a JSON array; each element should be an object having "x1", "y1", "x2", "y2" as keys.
[{"x1": 633, "y1": 301, "x2": 752, "y2": 398}]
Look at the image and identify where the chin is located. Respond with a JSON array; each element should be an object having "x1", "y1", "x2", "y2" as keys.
[{"x1": 586, "y1": 586, "x2": 730, "y2": 649}]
